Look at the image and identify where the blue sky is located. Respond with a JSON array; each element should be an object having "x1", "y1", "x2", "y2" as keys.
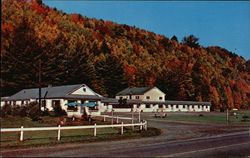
[{"x1": 43, "y1": 1, "x2": 249, "y2": 60}]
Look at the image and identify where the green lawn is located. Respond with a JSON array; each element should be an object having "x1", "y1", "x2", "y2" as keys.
[
  {"x1": 237, "y1": 110, "x2": 250, "y2": 115},
  {"x1": 152, "y1": 111, "x2": 250, "y2": 125},
  {"x1": 1, "y1": 116, "x2": 160, "y2": 148},
  {"x1": 1, "y1": 116, "x2": 59, "y2": 128}
]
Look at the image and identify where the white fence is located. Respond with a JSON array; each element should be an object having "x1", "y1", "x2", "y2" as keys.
[
  {"x1": 1, "y1": 115, "x2": 147, "y2": 142},
  {"x1": 112, "y1": 108, "x2": 132, "y2": 112},
  {"x1": 100, "y1": 111, "x2": 142, "y2": 123}
]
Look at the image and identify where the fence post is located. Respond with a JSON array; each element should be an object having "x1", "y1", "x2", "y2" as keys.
[
  {"x1": 140, "y1": 121, "x2": 142, "y2": 130},
  {"x1": 132, "y1": 112, "x2": 134, "y2": 131},
  {"x1": 117, "y1": 116, "x2": 119, "y2": 124},
  {"x1": 94, "y1": 123, "x2": 97, "y2": 136},
  {"x1": 139, "y1": 111, "x2": 141, "y2": 123},
  {"x1": 104, "y1": 115, "x2": 106, "y2": 122},
  {"x1": 111, "y1": 111, "x2": 114, "y2": 127},
  {"x1": 58, "y1": 125, "x2": 61, "y2": 141},
  {"x1": 145, "y1": 121, "x2": 147, "y2": 131},
  {"x1": 121, "y1": 122, "x2": 124, "y2": 135},
  {"x1": 20, "y1": 126, "x2": 24, "y2": 142}
]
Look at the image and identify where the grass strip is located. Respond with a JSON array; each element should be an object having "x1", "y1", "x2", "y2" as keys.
[
  {"x1": 1, "y1": 116, "x2": 161, "y2": 149},
  {"x1": 151, "y1": 112, "x2": 250, "y2": 125}
]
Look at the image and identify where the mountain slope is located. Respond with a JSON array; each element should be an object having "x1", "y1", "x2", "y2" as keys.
[{"x1": 1, "y1": 0, "x2": 250, "y2": 110}]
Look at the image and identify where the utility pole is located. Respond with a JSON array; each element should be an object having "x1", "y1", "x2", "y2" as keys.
[{"x1": 38, "y1": 58, "x2": 41, "y2": 113}]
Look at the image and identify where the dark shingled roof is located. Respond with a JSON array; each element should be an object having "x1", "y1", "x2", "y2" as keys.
[
  {"x1": 116, "y1": 87, "x2": 153, "y2": 95},
  {"x1": 7, "y1": 84, "x2": 101, "y2": 101},
  {"x1": 149, "y1": 100, "x2": 211, "y2": 106},
  {"x1": 101, "y1": 98, "x2": 211, "y2": 106}
]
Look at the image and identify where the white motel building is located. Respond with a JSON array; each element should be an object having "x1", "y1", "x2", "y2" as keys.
[{"x1": 1, "y1": 84, "x2": 211, "y2": 117}]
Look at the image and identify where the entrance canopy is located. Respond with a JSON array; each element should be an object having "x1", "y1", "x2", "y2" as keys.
[{"x1": 65, "y1": 102, "x2": 96, "y2": 107}]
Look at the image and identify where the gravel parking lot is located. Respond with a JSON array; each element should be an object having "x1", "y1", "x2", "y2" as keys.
[{"x1": 116, "y1": 112, "x2": 249, "y2": 142}]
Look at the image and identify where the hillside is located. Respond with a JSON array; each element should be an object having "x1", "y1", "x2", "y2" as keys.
[{"x1": 1, "y1": 0, "x2": 250, "y2": 110}]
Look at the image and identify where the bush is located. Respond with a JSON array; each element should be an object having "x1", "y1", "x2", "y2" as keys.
[
  {"x1": 220, "y1": 108, "x2": 225, "y2": 112},
  {"x1": 12, "y1": 106, "x2": 20, "y2": 116},
  {"x1": 41, "y1": 109, "x2": 49, "y2": 116},
  {"x1": 242, "y1": 115, "x2": 250, "y2": 119},
  {"x1": 19, "y1": 106, "x2": 28, "y2": 117},
  {"x1": 52, "y1": 104, "x2": 67, "y2": 117},
  {"x1": 11, "y1": 106, "x2": 27, "y2": 117},
  {"x1": 1, "y1": 104, "x2": 12, "y2": 118},
  {"x1": 26, "y1": 102, "x2": 41, "y2": 121}
]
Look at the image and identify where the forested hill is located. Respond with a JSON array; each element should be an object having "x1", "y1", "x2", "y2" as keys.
[{"x1": 1, "y1": 0, "x2": 250, "y2": 110}]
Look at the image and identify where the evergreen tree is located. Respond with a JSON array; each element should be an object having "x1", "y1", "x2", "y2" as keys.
[
  {"x1": 171, "y1": 35, "x2": 178, "y2": 42},
  {"x1": 182, "y1": 35, "x2": 200, "y2": 48}
]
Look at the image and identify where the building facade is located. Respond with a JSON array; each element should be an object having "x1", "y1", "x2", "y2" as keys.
[
  {"x1": 1, "y1": 85, "x2": 211, "y2": 116},
  {"x1": 1, "y1": 84, "x2": 103, "y2": 114},
  {"x1": 115, "y1": 87, "x2": 166, "y2": 102}
]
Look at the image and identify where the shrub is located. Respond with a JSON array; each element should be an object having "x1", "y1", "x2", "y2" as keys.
[
  {"x1": 1, "y1": 104, "x2": 12, "y2": 118},
  {"x1": 242, "y1": 115, "x2": 250, "y2": 119},
  {"x1": 11, "y1": 106, "x2": 27, "y2": 117},
  {"x1": 52, "y1": 104, "x2": 67, "y2": 117},
  {"x1": 12, "y1": 106, "x2": 20, "y2": 116},
  {"x1": 41, "y1": 109, "x2": 49, "y2": 116},
  {"x1": 19, "y1": 106, "x2": 27, "y2": 117},
  {"x1": 220, "y1": 108, "x2": 225, "y2": 112},
  {"x1": 26, "y1": 102, "x2": 41, "y2": 121}
]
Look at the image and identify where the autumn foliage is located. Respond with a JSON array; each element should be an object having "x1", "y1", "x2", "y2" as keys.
[{"x1": 1, "y1": 0, "x2": 250, "y2": 110}]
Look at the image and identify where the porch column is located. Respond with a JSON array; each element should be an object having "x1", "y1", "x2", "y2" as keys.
[
  {"x1": 97, "y1": 100, "x2": 101, "y2": 110},
  {"x1": 189, "y1": 105, "x2": 193, "y2": 112},
  {"x1": 133, "y1": 104, "x2": 137, "y2": 112},
  {"x1": 168, "y1": 104, "x2": 172, "y2": 111},
  {"x1": 173, "y1": 105, "x2": 176, "y2": 111},
  {"x1": 207, "y1": 106, "x2": 210, "y2": 112}
]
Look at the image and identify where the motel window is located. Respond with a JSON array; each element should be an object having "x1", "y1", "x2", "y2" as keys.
[
  {"x1": 159, "y1": 97, "x2": 163, "y2": 100},
  {"x1": 159, "y1": 105, "x2": 163, "y2": 108},
  {"x1": 136, "y1": 96, "x2": 140, "y2": 99},
  {"x1": 146, "y1": 96, "x2": 150, "y2": 99},
  {"x1": 68, "y1": 100, "x2": 77, "y2": 103},
  {"x1": 67, "y1": 106, "x2": 78, "y2": 111},
  {"x1": 89, "y1": 106, "x2": 96, "y2": 110},
  {"x1": 81, "y1": 100, "x2": 86, "y2": 104},
  {"x1": 21, "y1": 101, "x2": 24, "y2": 105},
  {"x1": 52, "y1": 100, "x2": 60, "y2": 106},
  {"x1": 146, "y1": 104, "x2": 150, "y2": 108},
  {"x1": 55, "y1": 100, "x2": 60, "y2": 106}
]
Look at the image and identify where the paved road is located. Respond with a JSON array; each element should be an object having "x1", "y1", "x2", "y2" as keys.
[
  {"x1": 1, "y1": 113, "x2": 250, "y2": 157},
  {"x1": 63, "y1": 133, "x2": 250, "y2": 157},
  {"x1": 2, "y1": 133, "x2": 249, "y2": 157}
]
